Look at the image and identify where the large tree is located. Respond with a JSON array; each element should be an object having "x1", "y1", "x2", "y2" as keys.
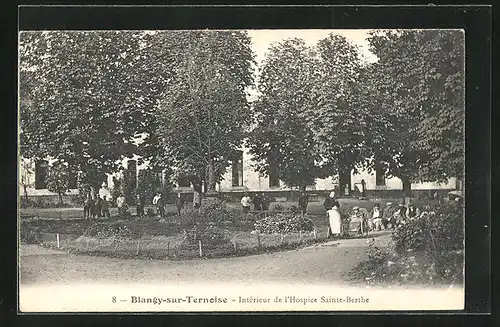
[
  {"x1": 362, "y1": 30, "x2": 465, "y2": 197},
  {"x1": 19, "y1": 31, "x2": 183, "y2": 196},
  {"x1": 156, "y1": 31, "x2": 255, "y2": 203},
  {"x1": 247, "y1": 38, "x2": 331, "y2": 192},
  {"x1": 303, "y1": 34, "x2": 368, "y2": 192}
]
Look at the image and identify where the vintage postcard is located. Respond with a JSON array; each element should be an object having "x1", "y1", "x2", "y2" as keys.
[{"x1": 18, "y1": 27, "x2": 465, "y2": 312}]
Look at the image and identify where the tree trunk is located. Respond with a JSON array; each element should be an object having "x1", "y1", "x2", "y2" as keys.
[
  {"x1": 23, "y1": 185, "x2": 29, "y2": 201},
  {"x1": 58, "y1": 193, "x2": 63, "y2": 204},
  {"x1": 90, "y1": 185, "x2": 98, "y2": 200},
  {"x1": 401, "y1": 177, "x2": 412, "y2": 203},
  {"x1": 191, "y1": 180, "x2": 202, "y2": 210},
  {"x1": 207, "y1": 161, "x2": 216, "y2": 192}
]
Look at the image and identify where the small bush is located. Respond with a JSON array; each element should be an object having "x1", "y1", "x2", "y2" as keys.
[
  {"x1": 19, "y1": 198, "x2": 74, "y2": 209},
  {"x1": 254, "y1": 211, "x2": 314, "y2": 234},
  {"x1": 181, "y1": 225, "x2": 229, "y2": 246},
  {"x1": 83, "y1": 222, "x2": 141, "y2": 240},
  {"x1": 177, "y1": 199, "x2": 241, "y2": 228},
  {"x1": 351, "y1": 203, "x2": 464, "y2": 285},
  {"x1": 273, "y1": 204, "x2": 285, "y2": 211},
  {"x1": 20, "y1": 225, "x2": 42, "y2": 244}
]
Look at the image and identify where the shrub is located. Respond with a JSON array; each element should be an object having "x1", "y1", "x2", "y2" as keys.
[
  {"x1": 254, "y1": 211, "x2": 314, "y2": 234},
  {"x1": 177, "y1": 199, "x2": 241, "y2": 228},
  {"x1": 20, "y1": 225, "x2": 42, "y2": 244},
  {"x1": 391, "y1": 203, "x2": 464, "y2": 281},
  {"x1": 19, "y1": 198, "x2": 74, "y2": 209},
  {"x1": 181, "y1": 225, "x2": 229, "y2": 246},
  {"x1": 273, "y1": 204, "x2": 285, "y2": 211},
  {"x1": 83, "y1": 222, "x2": 141, "y2": 240}
]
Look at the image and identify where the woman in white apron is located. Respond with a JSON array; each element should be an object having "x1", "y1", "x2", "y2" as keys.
[{"x1": 327, "y1": 205, "x2": 342, "y2": 238}]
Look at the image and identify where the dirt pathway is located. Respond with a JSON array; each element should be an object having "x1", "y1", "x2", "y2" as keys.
[{"x1": 20, "y1": 233, "x2": 391, "y2": 286}]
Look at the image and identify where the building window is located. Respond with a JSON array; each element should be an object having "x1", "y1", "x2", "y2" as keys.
[
  {"x1": 375, "y1": 168, "x2": 386, "y2": 186},
  {"x1": 34, "y1": 160, "x2": 49, "y2": 189},
  {"x1": 231, "y1": 151, "x2": 243, "y2": 187},
  {"x1": 269, "y1": 161, "x2": 280, "y2": 188}
]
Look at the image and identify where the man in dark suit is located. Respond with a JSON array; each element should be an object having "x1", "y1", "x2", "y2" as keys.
[{"x1": 298, "y1": 191, "x2": 309, "y2": 216}]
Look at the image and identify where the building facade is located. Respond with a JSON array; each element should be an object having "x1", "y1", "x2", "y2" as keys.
[
  {"x1": 217, "y1": 146, "x2": 456, "y2": 196},
  {"x1": 20, "y1": 146, "x2": 457, "y2": 201}
]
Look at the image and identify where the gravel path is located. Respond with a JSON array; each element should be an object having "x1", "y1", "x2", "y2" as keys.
[{"x1": 20, "y1": 233, "x2": 392, "y2": 286}]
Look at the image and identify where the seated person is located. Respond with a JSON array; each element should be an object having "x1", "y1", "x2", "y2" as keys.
[
  {"x1": 392, "y1": 202, "x2": 407, "y2": 227},
  {"x1": 381, "y1": 202, "x2": 394, "y2": 230},
  {"x1": 348, "y1": 206, "x2": 367, "y2": 235},
  {"x1": 406, "y1": 203, "x2": 421, "y2": 220},
  {"x1": 369, "y1": 203, "x2": 383, "y2": 231}
]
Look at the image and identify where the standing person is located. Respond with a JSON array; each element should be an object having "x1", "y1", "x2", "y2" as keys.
[
  {"x1": 89, "y1": 195, "x2": 97, "y2": 219},
  {"x1": 83, "y1": 194, "x2": 92, "y2": 219},
  {"x1": 261, "y1": 193, "x2": 272, "y2": 211},
  {"x1": 327, "y1": 205, "x2": 342, "y2": 239},
  {"x1": 323, "y1": 191, "x2": 340, "y2": 211},
  {"x1": 360, "y1": 179, "x2": 367, "y2": 198},
  {"x1": 253, "y1": 193, "x2": 263, "y2": 211},
  {"x1": 101, "y1": 196, "x2": 110, "y2": 219},
  {"x1": 241, "y1": 193, "x2": 252, "y2": 214},
  {"x1": 95, "y1": 196, "x2": 102, "y2": 219},
  {"x1": 136, "y1": 193, "x2": 145, "y2": 218},
  {"x1": 154, "y1": 192, "x2": 165, "y2": 219},
  {"x1": 298, "y1": 191, "x2": 309, "y2": 216},
  {"x1": 370, "y1": 203, "x2": 383, "y2": 231},
  {"x1": 116, "y1": 193, "x2": 127, "y2": 218},
  {"x1": 175, "y1": 193, "x2": 185, "y2": 215}
]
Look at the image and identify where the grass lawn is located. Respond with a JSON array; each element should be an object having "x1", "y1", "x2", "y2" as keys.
[{"x1": 20, "y1": 197, "x2": 433, "y2": 261}]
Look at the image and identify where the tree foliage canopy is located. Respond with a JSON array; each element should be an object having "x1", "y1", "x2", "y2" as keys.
[
  {"x1": 19, "y1": 31, "x2": 186, "y2": 191},
  {"x1": 247, "y1": 38, "x2": 330, "y2": 190},
  {"x1": 362, "y1": 30, "x2": 465, "y2": 188},
  {"x1": 156, "y1": 31, "x2": 255, "y2": 192}
]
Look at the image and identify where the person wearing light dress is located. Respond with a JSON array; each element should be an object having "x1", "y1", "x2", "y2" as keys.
[{"x1": 327, "y1": 205, "x2": 342, "y2": 238}]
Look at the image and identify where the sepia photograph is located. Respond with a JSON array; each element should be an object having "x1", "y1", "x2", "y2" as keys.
[{"x1": 18, "y1": 27, "x2": 465, "y2": 312}]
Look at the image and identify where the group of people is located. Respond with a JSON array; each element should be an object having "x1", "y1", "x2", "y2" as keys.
[
  {"x1": 83, "y1": 191, "x2": 188, "y2": 220},
  {"x1": 83, "y1": 194, "x2": 111, "y2": 219},
  {"x1": 323, "y1": 189, "x2": 425, "y2": 238},
  {"x1": 152, "y1": 192, "x2": 186, "y2": 219},
  {"x1": 240, "y1": 192, "x2": 272, "y2": 214}
]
